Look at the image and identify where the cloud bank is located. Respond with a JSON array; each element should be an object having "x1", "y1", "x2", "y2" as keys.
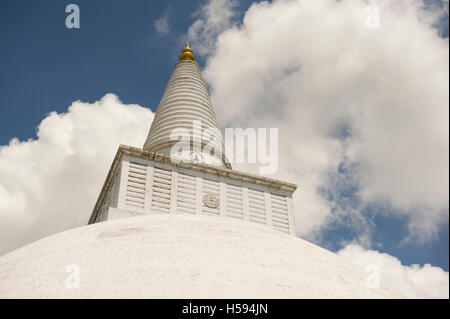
[
  {"x1": 0, "y1": 94, "x2": 153, "y2": 255},
  {"x1": 338, "y1": 244, "x2": 449, "y2": 298},
  {"x1": 188, "y1": 0, "x2": 449, "y2": 244},
  {"x1": 188, "y1": 0, "x2": 240, "y2": 56}
]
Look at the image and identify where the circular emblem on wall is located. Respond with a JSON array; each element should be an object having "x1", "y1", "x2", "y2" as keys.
[{"x1": 203, "y1": 194, "x2": 219, "y2": 209}]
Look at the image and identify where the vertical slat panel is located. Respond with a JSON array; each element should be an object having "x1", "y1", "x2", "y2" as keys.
[
  {"x1": 225, "y1": 183, "x2": 243, "y2": 220},
  {"x1": 125, "y1": 161, "x2": 147, "y2": 209},
  {"x1": 151, "y1": 167, "x2": 172, "y2": 214},
  {"x1": 270, "y1": 193, "x2": 290, "y2": 233},
  {"x1": 248, "y1": 188, "x2": 266, "y2": 225},
  {"x1": 177, "y1": 173, "x2": 197, "y2": 214}
]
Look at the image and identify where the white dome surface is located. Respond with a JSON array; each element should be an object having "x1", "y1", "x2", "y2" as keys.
[{"x1": 0, "y1": 214, "x2": 403, "y2": 298}]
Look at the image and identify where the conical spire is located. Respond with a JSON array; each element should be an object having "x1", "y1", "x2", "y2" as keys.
[{"x1": 143, "y1": 43, "x2": 230, "y2": 169}]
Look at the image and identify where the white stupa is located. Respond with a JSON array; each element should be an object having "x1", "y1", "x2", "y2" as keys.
[{"x1": 0, "y1": 44, "x2": 403, "y2": 299}]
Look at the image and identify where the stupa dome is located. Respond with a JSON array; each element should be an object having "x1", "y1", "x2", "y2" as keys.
[{"x1": 0, "y1": 214, "x2": 402, "y2": 298}]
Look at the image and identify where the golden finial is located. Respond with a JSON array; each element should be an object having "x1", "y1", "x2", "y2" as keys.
[{"x1": 179, "y1": 42, "x2": 196, "y2": 61}]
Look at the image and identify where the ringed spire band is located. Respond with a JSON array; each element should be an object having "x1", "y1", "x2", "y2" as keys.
[{"x1": 143, "y1": 42, "x2": 230, "y2": 168}]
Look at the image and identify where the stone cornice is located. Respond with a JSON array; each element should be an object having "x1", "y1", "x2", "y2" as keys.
[{"x1": 88, "y1": 144, "x2": 298, "y2": 224}]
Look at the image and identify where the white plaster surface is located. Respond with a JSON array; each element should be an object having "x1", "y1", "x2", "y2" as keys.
[{"x1": 0, "y1": 214, "x2": 403, "y2": 298}]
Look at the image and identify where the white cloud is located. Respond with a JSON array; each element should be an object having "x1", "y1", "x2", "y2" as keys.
[
  {"x1": 338, "y1": 244, "x2": 449, "y2": 298},
  {"x1": 187, "y1": 0, "x2": 239, "y2": 56},
  {"x1": 155, "y1": 10, "x2": 171, "y2": 35},
  {"x1": 0, "y1": 94, "x2": 153, "y2": 255},
  {"x1": 192, "y1": 0, "x2": 449, "y2": 243}
]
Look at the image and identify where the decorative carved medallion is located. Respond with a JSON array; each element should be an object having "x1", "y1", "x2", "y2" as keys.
[{"x1": 203, "y1": 194, "x2": 219, "y2": 209}]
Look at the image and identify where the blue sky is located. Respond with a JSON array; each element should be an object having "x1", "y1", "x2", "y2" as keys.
[
  {"x1": 0, "y1": 0, "x2": 255, "y2": 145},
  {"x1": 0, "y1": 0, "x2": 448, "y2": 276}
]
